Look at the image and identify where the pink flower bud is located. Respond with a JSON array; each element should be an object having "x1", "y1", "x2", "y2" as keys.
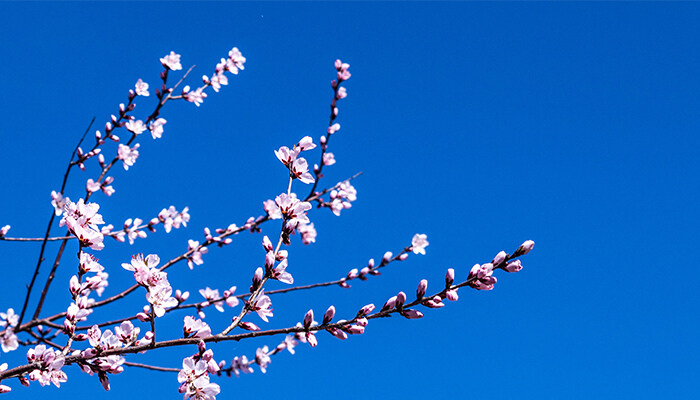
[
  {"x1": 262, "y1": 235, "x2": 273, "y2": 252},
  {"x1": 367, "y1": 258, "x2": 375, "y2": 268},
  {"x1": 346, "y1": 268, "x2": 358, "y2": 280},
  {"x1": 323, "y1": 306, "x2": 335, "y2": 324},
  {"x1": 416, "y1": 279, "x2": 428, "y2": 299},
  {"x1": 251, "y1": 267, "x2": 263, "y2": 292},
  {"x1": 306, "y1": 332, "x2": 318, "y2": 347},
  {"x1": 398, "y1": 253, "x2": 408, "y2": 261},
  {"x1": 382, "y1": 251, "x2": 393, "y2": 264},
  {"x1": 346, "y1": 325, "x2": 365, "y2": 335},
  {"x1": 517, "y1": 240, "x2": 535, "y2": 255},
  {"x1": 445, "y1": 288, "x2": 459, "y2": 301},
  {"x1": 423, "y1": 295, "x2": 445, "y2": 309},
  {"x1": 74, "y1": 333, "x2": 88, "y2": 341},
  {"x1": 504, "y1": 260, "x2": 523, "y2": 273},
  {"x1": 327, "y1": 327, "x2": 348, "y2": 340},
  {"x1": 357, "y1": 303, "x2": 375, "y2": 316},
  {"x1": 445, "y1": 268, "x2": 455, "y2": 287},
  {"x1": 276, "y1": 250, "x2": 288, "y2": 261},
  {"x1": 304, "y1": 309, "x2": 314, "y2": 329},
  {"x1": 356, "y1": 317, "x2": 368, "y2": 327},
  {"x1": 381, "y1": 296, "x2": 397, "y2": 312},
  {"x1": 82, "y1": 348, "x2": 98, "y2": 358},
  {"x1": 198, "y1": 341, "x2": 207, "y2": 353},
  {"x1": 402, "y1": 309, "x2": 424, "y2": 319},
  {"x1": 492, "y1": 252, "x2": 506, "y2": 267},
  {"x1": 239, "y1": 321, "x2": 260, "y2": 331},
  {"x1": 396, "y1": 292, "x2": 406, "y2": 308}
]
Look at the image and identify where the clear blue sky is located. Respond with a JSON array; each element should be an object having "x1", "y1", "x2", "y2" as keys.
[{"x1": 0, "y1": 2, "x2": 698, "y2": 399}]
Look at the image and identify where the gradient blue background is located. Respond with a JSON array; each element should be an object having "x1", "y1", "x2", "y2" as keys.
[{"x1": 0, "y1": 2, "x2": 698, "y2": 399}]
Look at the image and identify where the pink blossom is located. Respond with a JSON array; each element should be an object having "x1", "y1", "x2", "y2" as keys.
[
  {"x1": 159, "y1": 206, "x2": 190, "y2": 233},
  {"x1": 272, "y1": 193, "x2": 312, "y2": 226},
  {"x1": 61, "y1": 199, "x2": 105, "y2": 250},
  {"x1": 327, "y1": 123, "x2": 340, "y2": 134},
  {"x1": 411, "y1": 233, "x2": 429, "y2": 255},
  {"x1": 226, "y1": 47, "x2": 246, "y2": 74},
  {"x1": 183, "y1": 316, "x2": 211, "y2": 338},
  {"x1": 0, "y1": 309, "x2": 18, "y2": 329},
  {"x1": 291, "y1": 158, "x2": 315, "y2": 184},
  {"x1": 50, "y1": 191, "x2": 69, "y2": 216},
  {"x1": 271, "y1": 259, "x2": 294, "y2": 284},
  {"x1": 86, "y1": 179, "x2": 101, "y2": 193},
  {"x1": 184, "y1": 86, "x2": 207, "y2": 107},
  {"x1": 199, "y1": 287, "x2": 224, "y2": 312},
  {"x1": 296, "y1": 136, "x2": 316, "y2": 151},
  {"x1": 209, "y1": 73, "x2": 228, "y2": 92},
  {"x1": 274, "y1": 146, "x2": 299, "y2": 166},
  {"x1": 117, "y1": 143, "x2": 140, "y2": 170},
  {"x1": 297, "y1": 221, "x2": 317, "y2": 244},
  {"x1": 135, "y1": 79, "x2": 150, "y2": 96},
  {"x1": 125, "y1": 119, "x2": 147, "y2": 135},
  {"x1": 147, "y1": 285, "x2": 178, "y2": 317},
  {"x1": 251, "y1": 291, "x2": 273, "y2": 322},
  {"x1": 160, "y1": 51, "x2": 182, "y2": 71},
  {"x1": 187, "y1": 240, "x2": 208, "y2": 269},
  {"x1": 149, "y1": 118, "x2": 167, "y2": 139},
  {"x1": 255, "y1": 346, "x2": 271, "y2": 373},
  {"x1": 323, "y1": 152, "x2": 336, "y2": 166},
  {"x1": 123, "y1": 218, "x2": 147, "y2": 244},
  {"x1": 1, "y1": 329, "x2": 18, "y2": 353},
  {"x1": 114, "y1": 321, "x2": 140, "y2": 344},
  {"x1": 282, "y1": 335, "x2": 297, "y2": 354},
  {"x1": 26, "y1": 345, "x2": 67, "y2": 388}
]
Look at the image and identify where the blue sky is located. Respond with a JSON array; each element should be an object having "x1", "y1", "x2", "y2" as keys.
[{"x1": 0, "y1": 2, "x2": 698, "y2": 399}]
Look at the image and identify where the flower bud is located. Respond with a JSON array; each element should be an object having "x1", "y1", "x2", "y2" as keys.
[
  {"x1": 517, "y1": 240, "x2": 535, "y2": 256},
  {"x1": 303, "y1": 309, "x2": 314, "y2": 329},
  {"x1": 382, "y1": 251, "x2": 393, "y2": 264},
  {"x1": 504, "y1": 260, "x2": 523, "y2": 273},
  {"x1": 402, "y1": 309, "x2": 424, "y2": 319},
  {"x1": 323, "y1": 305, "x2": 335, "y2": 324},
  {"x1": 239, "y1": 321, "x2": 260, "y2": 331},
  {"x1": 262, "y1": 236, "x2": 273, "y2": 252},
  {"x1": 416, "y1": 279, "x2": 428, "y2": 300},
  {"x1": 492, "y1": 251, "x2": 507, "y2": 266},
  {"x1": 445, "y1": 268, "x2": 455, "y2": 287},
  {"x1": 381, "y1": 296, "x2": 397, "y2": 312},
  {"x1": 396, "y1": 292, "x2": 406, "y2": 309},
  {"x1": 357, "y1": 303, "x2": 375, "y2": 316}
]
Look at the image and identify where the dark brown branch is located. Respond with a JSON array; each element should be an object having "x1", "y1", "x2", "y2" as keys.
[{"x1": 16, "y1": 117, "x2": 95, "y2": 328}]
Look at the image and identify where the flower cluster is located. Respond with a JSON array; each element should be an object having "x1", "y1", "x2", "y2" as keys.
[
  {"x1": 117, "y1": 143, "x2": 140, "y2": 170},
  {"x1": 122, "y1": 254, "x2": 178, "y2": 317},
  {"x1": 26, "y1": 345, "x2": 67, "y2": 388},
  {"x1": 178, "y1": 344, "x2": 221, "y2": 400},
  {"x1": 69, "y1": 253, "x2": 109, "y2": 297},
  {"x1": 264, "y1": 193, "x2": 312, "y2": 228},
  {"x1": 327, "y1": 180, "x2": 357, "y2": 216},
  {"x1": 0, "y1": 309, "x2": 18, "y2": 354},
  {"x1": 274, "y1": 136, "x2": 317, "y2": 184},
  {"x1": 159, "y1": 206, "x2": 191, "y2": 233},
  {"x1": 60, "y1": 199, "x2": 106, "y2": 250}
]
